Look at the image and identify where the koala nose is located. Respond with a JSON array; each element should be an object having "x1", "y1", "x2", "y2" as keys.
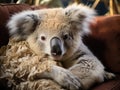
[{"x1": 50, "y1": 37, "x2": 62, "y2": 56}]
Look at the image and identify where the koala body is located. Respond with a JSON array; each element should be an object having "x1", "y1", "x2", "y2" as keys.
[{"x1": 7, "y1": 4, "x2": 114, "y2": 90}]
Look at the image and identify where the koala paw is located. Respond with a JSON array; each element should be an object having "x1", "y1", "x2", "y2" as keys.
[
  {"x1": 28, "y1": 65, "x2": 82, "y2": 90},
  {"x1": 51, "y1": 66, "x2": 82, "y2": 90},
  {"x1": 61, "y1": 72, "x2": 82, "y2": 90},
  {"x1": 104, "y1": 71, "x2": 116, "y2": 80}
]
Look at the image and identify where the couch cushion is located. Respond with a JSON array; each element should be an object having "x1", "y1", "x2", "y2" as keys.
[
  {"x1": 92, "y1": 77, "x2": 120, "y2": 90},
  {"x1": 83, "y1": 15, "x2": 120, "y2": 74}
]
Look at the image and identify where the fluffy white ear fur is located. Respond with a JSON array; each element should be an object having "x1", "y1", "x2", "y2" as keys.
[
  {"x1": 64, "y1": 4, "x2": 96, "y2": 35},
  {"x1": 7, "y1": 10, "x2": 40, "y2": 40}
]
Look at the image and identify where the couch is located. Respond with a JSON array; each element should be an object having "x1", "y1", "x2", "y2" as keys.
[{"x1": 0, "y1": 3, "x2": 120, "y2": 90}]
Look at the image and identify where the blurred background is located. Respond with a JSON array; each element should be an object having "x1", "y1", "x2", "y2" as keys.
[{"x1": 0, "y1": 0, "x2": 120, "y2": 15}]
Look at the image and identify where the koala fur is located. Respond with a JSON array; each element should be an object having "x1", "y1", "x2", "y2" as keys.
[
  {"x1": 0, "y1": 39, "x2": 64, "y2": 90},
  {"x1": 7, "y1": 4, "x2": 115, "y2": 90}
]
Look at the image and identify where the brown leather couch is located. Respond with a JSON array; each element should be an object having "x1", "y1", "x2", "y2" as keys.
[{"x1": 0, "y1": 3, "x2": 120, "y2": 90}]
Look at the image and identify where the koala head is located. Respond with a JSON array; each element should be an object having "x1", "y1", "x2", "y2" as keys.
[{"x1": 7, "y1": 4, "x2": 95, "y2": 61}]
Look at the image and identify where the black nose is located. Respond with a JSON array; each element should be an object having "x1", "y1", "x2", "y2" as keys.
[{"x1": 50, "y1": 37, "x2": 62, "y2": 56}]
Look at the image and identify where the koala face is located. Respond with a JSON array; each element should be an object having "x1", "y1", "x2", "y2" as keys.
[
  {"x1": 31, "y1": 16, "x2": 80, "y2": 61},
  {"x1": 7, "y1": 4, "x2": 95, "y2": 61}
]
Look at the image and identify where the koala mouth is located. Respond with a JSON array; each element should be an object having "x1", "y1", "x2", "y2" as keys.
[{"x1": 51, "y1": 55, "x2": 62, "y2": 61}]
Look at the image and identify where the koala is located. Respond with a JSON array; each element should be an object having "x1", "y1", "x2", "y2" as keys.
[{"x1": 7, "y1": 4, "x2": 115, "y2": 90}]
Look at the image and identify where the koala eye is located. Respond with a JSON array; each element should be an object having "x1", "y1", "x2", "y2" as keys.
[
  {"x1": 40, "y1": 35, "x2": 46, "y2": 41},
  {"x1": 63, "y1": 34, "x2": 70, "y2": 40}
]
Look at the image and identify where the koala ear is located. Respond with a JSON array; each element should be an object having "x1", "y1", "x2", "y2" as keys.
[
  {"x1": 7, "y1": 10, "x2": 40, "y2": 41},
  {"x1": 65, "y1": 4, "x2": 96, "y2": 35}
]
